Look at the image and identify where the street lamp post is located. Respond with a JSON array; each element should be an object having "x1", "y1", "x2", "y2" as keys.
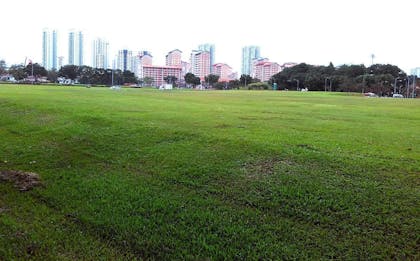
[
  {"x1": 362, "y1": 70, "x2": 374, "y2": 94},
  {"x1": 406, "y1": 77, "x2": 411, "y2": 98},
  {"x1": 394, "y1": 71, "x2": 403, "y2": 94},
  {"x1": 324, "y1": 78, "x2": 328, "y2": 92},
  {"x1": 324, "y1": 77, "x2": 332, "y2": 92}
]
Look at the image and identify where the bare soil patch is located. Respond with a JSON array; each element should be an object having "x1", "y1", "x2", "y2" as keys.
[
  {"x1": 242, "y1": 158, "x2": 294, "y2": 179},
  {"x1": 0, "y1": 170, "x2": 42, "y2": 191}
]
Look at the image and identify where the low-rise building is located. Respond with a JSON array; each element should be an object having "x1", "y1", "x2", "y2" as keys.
[{"x1": 142, "y1": 65, "x2": 182, "y2": 87}]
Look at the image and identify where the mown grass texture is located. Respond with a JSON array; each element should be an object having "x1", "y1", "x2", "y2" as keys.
[{"x1": 0, "y1": 85, "x2": 419, "y2": 259}]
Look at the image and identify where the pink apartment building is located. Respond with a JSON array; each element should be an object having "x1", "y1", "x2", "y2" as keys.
[
  {"x1": 142, "y1": 65, "x2": 182, "y2": 87},
  {"x1": 166, "y1": 49, "x2": 182, "y2": 67},
  {"x1": 190, "y1": 50, "x2": 210, "y2": 80},
  {"x1": 252, "y1": 59, "x2": 281, "y2": 82},
  {"x1": 212, "y1": 63, "x2": 234, "y2": 82}
]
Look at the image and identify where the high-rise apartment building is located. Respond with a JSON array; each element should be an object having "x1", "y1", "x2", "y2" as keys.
[
  {"x1": 212, "y1": 63, "x2": 234, "y2": 82},
  {"x1": 92, "y1": 38, "x2": 109, "y2": 69},
  {"x1": 198, "y1": 44, "x2": 215, "y2": 72},
  {"x1": 42, "y1": 29, "x2": 58, "y2": 70},
  {"x1": 241, "y1": 45, "x2": 260, "y2": 75},
  {"x1": 58, "y1": 56, "x2": 64, "y2": 68},
  {"x1": 166, "y1": 49, "x2": 182, "y2": 67},
  {"x1": 68, "y1": 30, "x2": 83, "y2": 66},
  {"x1": 190, "y1": 50, "x2": 210, "y2": 80},
  {"x1": 139, "y1": 51, "x2": 153, "y2": 66},
  {"x1": 117, "y1": 49, "x2": 134, "y2": 72},
  {"x1": 137, "y1": 51, "x2": 153, "y2": 77},
  {"x1": 251, "y1": 58, "x2": 281, "y2": 82}
]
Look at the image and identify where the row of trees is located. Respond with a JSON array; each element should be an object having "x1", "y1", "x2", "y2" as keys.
[
  {"x1": 1, "y1": 59, "x2": 416, "y2": 95},
  {"x1": 270, "y1": 63, "x2": 415, "y2": 95},
  {"x1": 58, "y1": 65, "x2": 137, "y2": 85},
  {"x1": 0, "y1": 61, "x2": 138, "y2": 85}
]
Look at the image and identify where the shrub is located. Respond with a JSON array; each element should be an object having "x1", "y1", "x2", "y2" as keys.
[{"x1": 247, "y1": 82, "x2": 270, "y2": 90}]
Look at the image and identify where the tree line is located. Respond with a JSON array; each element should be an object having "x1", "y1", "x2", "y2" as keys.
[
  {"x1": 269, "y1": 63, "x2": 416, "y2": 96},
  {"x1": 1, "y1": 59, "x2": 417, "y2": 95},
  {"x1": 0, "y1": 62, "x2": 137, "y2": 85}
]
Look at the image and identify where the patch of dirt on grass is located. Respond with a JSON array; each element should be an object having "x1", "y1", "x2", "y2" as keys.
[
  {"x1": 0, "y1": 170, "x2": 42, "y2": 191},
  {"x1": 242, "y1": 158, "x2": 294, "y2": 179}
]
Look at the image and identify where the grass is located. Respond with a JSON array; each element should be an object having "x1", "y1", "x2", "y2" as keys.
[{"x1": 0, "y1": 84, "x2": 419, "y2": 259}]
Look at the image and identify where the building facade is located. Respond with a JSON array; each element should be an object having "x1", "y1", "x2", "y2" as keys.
[
  {"x1": 190, "y1": 50, "x2": 210, "y2": 80},
  {"x1": 42, "y1": 29, "x2": 58, "y2": 70},
  {"x1": 198, "y1": 44, "x2": 215, "y2": 72},
  {"x1": 142, "y1": 65, "x2": 182, "y2": 87},
  {"x1": 92, "y1": 38, "x2": 109, "y2": 69},
  {"x1": 241, "y1": 45, "x2": 260, "y2": 75},
  {"x1": 251, "y1": 58, "x2": 281, "y2": 82},
  {"x1": 117, "y1": 49, "x2": 133, "y2": 72},
  {"x1": 58, "y1": 56, "x2": 64, "y2": 68},
  {"x1": 68, "y1": 31, "x2": 84, "y2": 66},
  {"x1": 212, "y1": 63, "x2": 234, "y2": 82},
  {"x1": 166, "y1": 49, "x2": 182, "y2": 67},
  {"x1": 136, "y1": 51, "x2": 153, "y2": 77}
]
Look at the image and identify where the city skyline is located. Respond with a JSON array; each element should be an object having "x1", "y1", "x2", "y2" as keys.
[{"x1": 1, "y1": 0, "x2": 420, "y2": 74}]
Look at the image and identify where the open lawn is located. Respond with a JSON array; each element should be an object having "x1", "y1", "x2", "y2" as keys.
[{"x1": 0, "y1": 85, "x2": 419, "y2": 259}]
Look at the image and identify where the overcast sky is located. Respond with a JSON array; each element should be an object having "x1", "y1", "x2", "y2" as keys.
[{"x1": 1, "y1": 0, "x2": 419, "y2": 73}]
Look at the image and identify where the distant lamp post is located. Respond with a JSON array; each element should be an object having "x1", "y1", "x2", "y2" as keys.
[
  {"x1": 362, "y1": 70, "x2": 374, "y2": 94},
  {"x1": 324, "y1": 77, "x2": 332, "y2": 92},
  {"x1": 393, "y1": 71, "x2": 404, "y2": 94}
]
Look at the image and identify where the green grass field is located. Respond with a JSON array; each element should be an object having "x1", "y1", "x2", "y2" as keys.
[{"x1": 0, "y1": 85, "x2": 419, "y2": 259}]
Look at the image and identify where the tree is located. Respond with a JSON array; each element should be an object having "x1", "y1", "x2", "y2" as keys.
[
  {"x1": 25, "y1": 63, "x2": 47, "y2": 79},
  {"x1": 47, "y1": 69, "x2": 58, "y2": 83},
  {"x1": 164, "y1": 75, "x2": 178, "y2": 85},
  {"x1": 143, "y1": 77, "x2": 154, "y2": 86},
  {"x1": 239, "y1": 74, "x2": 253, "y2": 86},
  {"x1": 184, "y1": 73, "x2": 201, "y2": 87},
  {"x1": 59, "y1": 65, "x2": 79, "y2": 80},
  {"x1": 184, "y1": 73, "x2": 196, "y2": 86},
  {"x1": 8, "y1": 64, "x2": 26, "y2": 80},
  {"x1": 192, "y1": 76, "x2": 201, "y2": 86},
  {"x1": 204, "y1": 74, "x2": 219, "y2": 87},
  {"x1": 122, "y1": 70, "x2": 137, "y2": 84},
  {"x1": 112, "y1": 69, "x2": 123, "y2": 85},
  {"x1": 228, "y1": 79, "x2": 240, "y2": 89},
  {"x1": 78, "y1": 66, "x2": 94, "y2": 84}
]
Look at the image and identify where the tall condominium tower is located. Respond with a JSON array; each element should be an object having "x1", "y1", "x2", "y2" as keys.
[
  {"x1": 190, "y1": 50, "x2": 210, "y2": 80},
  {"x1": 241, "y1": 45, "x2": 260, "y2": 75},
  {"x1": 117, "y1": 49, "x2": 134, "y2": 72},
  {"x1": 92, "y1": 38, "x2": 109, "y2": 69},
  {"x1": 68, "y1": 30, "x2": 84, "y2": 66},
  {"x1": 42, "y1": 29, "x2": 58, "y2": 70},
  {"x1": 198, "y1": 43, "x2": 215, "y2": 72},
  {"x1": 166, "y1": 49, "x2": 182, "y2": 67}
]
